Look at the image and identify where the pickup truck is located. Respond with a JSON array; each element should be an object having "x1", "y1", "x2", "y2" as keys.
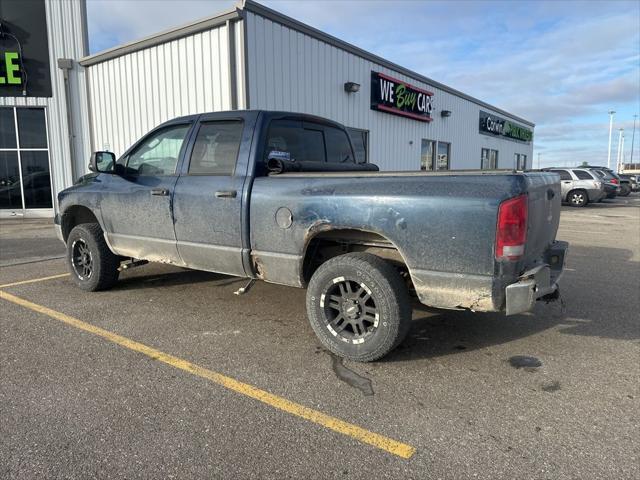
[{"x1": 56, "y1": 110, "x2": 567, "y2": 362}]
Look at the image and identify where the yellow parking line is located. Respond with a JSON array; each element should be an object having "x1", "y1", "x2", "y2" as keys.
[
  {"x1": 0, "y1": 290, "x2": 416, "y2": 459},
  {"x1": 0, "y1": 273, "x2": 70, "y2": 289}
]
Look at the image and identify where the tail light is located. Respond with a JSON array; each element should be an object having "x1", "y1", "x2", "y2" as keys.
[
  {"x1": 496, "y1": 194, "x2": 528, "y2": 261},
  {"x1": 610, "y1": 178, "x2": 619, "y2": 185}
]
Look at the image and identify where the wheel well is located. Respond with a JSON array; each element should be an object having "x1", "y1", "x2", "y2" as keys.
[
  {"x1": 302, "y1": 229, "x2": 411, "y2": 286},
  {"x1": 61, "y1": 205, "x2": 100, "y2": 242}
]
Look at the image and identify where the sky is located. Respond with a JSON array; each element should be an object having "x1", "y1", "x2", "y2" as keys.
[{"x1": 86, "y1": 0, "x2": 640, "y2": 168}]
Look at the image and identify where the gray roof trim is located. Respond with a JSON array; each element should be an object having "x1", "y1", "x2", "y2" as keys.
[
  {"x1": 241, "y1": 0, "x2": 534, "y2": 127},
  {"x1": 79, "y1": 8, "x2": 241, "y2": 66}
]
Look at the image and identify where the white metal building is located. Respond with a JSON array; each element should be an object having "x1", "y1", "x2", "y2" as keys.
[{"x1": 0, "y1": 0, "x2": 534, "y2": 218}]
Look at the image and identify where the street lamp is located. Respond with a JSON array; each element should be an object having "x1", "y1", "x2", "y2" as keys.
[
  {"x1": 631, "y1": 114, "x2": 638, "y2": 164},
  {"x1": 616, "y1": 128, "x2": 624, "y2": 173},
  {"x1": 607, "y1": 110, "x2": 615, "y2": 169}
]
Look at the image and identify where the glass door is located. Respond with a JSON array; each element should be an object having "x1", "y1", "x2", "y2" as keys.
[{"x1": 0, "y1": 107, "x2": 53, "y2": 217}]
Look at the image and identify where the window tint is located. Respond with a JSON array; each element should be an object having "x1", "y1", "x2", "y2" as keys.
[
  {"x1": 266, "y1": 120, "x2": 326, "y2": 163},
  {"x1": 346, "y1": 128, "x2": 368, "y2": 164},
  {"x1": 551, "y1": 169, "x2": 572, "y2": 180},
  {"x1": 574, "y1": 170, "x2": 595, "y2": 180},
  {"x1": 17, "y1": 108, "x2": 47, "y2": 148},
  {"x1": 325, "y1": 126, "x2": 354, "y2": 163},
  {"x1": 0, "y1": 108, "x2": 16, "y2": 148},
  {"x1": 126, "y1": 124, "x2": 190, "y2": 175},
  {"x1": 189, "y1": 121, "x2": 243, "y2": 175}
]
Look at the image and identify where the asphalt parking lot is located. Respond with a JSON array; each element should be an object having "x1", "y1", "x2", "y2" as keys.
[{"x1": 1, "y1": 197, "x2": 639, "y2": 479}]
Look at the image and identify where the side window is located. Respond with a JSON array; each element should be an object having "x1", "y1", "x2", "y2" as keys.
[
  {"x1": 266, "y1": 120, "x2": 326, "y2": 163},
  {"x1": 189, "y1": 121, "x2": 244, "y2": 175},
  {"x1": 126, "y1": 124, "x2": 190, "y2": 175},
  {"x1": 325, "y1": 126, "x2": 354, "y2": 163},
  {"x1": 551, "y1": 169, "x2": 572, "y2": 181},
  {"x1": 574, "y1": 170, "x2": 594, "y2": 180},
  {"x1": 346, "y1": 128, "x2": 368, "y2": 164}
]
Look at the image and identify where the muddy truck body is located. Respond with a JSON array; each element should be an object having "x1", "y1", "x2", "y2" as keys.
[{"x1": 56, "y1": 110, "x2": 567, "y2": 361}]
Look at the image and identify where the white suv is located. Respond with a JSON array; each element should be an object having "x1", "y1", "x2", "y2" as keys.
[{"x1": 547, "y1": 168, "x2": 605, "y2": 207}]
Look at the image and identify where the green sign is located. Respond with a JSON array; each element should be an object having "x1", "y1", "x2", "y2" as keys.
[
  {"x1": 479, "y1": 111, "x2": 533, "y2": 144},
  {"x1": 0, "y1": 51, "x2": 22, "y2": 85}
]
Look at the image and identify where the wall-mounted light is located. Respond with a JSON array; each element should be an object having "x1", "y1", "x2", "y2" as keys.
[
  {"x1": 441, "y1": 110, "x2": 452, "y2": 117},
  {"x1": 344, "y1": 81, "x2": 360, "y2": 93}
]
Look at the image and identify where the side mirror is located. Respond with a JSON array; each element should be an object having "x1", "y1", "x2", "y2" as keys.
[{"x1": 89, "y1": 151, "x2": 116, "y2": 174}]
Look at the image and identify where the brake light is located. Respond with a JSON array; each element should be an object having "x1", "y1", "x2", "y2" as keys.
[
  {"x1": 611, "y1": 178, "x2": 619, "y2": 184},
  {"x1": 496, "y1": 194, "x2": 528, "y2": 261}
]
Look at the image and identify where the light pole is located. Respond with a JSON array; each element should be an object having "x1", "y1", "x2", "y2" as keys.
[
  {"x1": 616, "y1": 128, "x2": 624, "y2": 172},
  {"x1": 631, "y1": 114, "x2": 637, "y2": 164},
  {"x1": 607, "y1": 110, "x2": 615, "y2": 169}
]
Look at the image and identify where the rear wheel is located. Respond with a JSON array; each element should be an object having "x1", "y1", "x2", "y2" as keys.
[
  {"x1": 67, "y1": 223, "x2": 120, "y2": 291},
  {"x1": 619, "y1": 184, "x2": 631, "y2": 196},
  {"x1": 306, "y1": 253, "x2": 411, "y2": 362},
  {"x1": 567, "y1": 189, "x2": 588, "y2": 207}
]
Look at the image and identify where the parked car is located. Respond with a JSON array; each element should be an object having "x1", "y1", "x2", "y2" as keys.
[
  {"x1": 619, "y1": 174, "x2": 638, "y2": 193},
  {"x1": 55, "y1": 110, "x2": 567, "y2": 362},
  {"x1": 583, "y1": 166, "x2": 624, "y2": 198},
  {"x1": 543, "y1": 168, "x2": 604, "y2": 206}
]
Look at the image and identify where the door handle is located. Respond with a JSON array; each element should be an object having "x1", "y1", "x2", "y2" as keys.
[
  {"x1": 150, "y1": 188, "x2": 169, "y2": 196},
  {"x1": 215, "y1": 190, "x2": 237, "y2": 198}
]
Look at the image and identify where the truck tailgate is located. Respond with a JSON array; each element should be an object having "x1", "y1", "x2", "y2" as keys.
[{"x1": 523, "y1": 172, "x2": 562, "y2": 265}]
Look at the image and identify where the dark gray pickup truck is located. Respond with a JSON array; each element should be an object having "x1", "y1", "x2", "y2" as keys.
[{"x1": 56, "y1": 110, "x2": 567, "y2": 361}]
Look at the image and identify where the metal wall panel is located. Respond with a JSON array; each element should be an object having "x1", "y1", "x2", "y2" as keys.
[
  {"x1": 0, "y1": 0, "x2": 91, "y2": 213},
  {"x1": 85, "y1": 23, "x2": 241, "y2": 157},
  {"x1": 245, "y1": 12, "x2": 533, "y2": 171}
]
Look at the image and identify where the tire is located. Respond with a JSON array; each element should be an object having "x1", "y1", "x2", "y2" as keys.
[
  {"x1": 567, "y1": 189, "x2": 588, "y2": 207},
  {"x1": 66, "y1": 223, "x2": 120, "y2": 291},
  {"x1": 306, "y1": 252, "x2": 411, "y2": 362},
  {"x1": 619, "y1": 185, "x2": 631, "y2": 196}
]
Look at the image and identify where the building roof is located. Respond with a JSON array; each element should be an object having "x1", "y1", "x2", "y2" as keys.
[{"x1": 79, "y1": 0, "x2": 535, "y2": 127}]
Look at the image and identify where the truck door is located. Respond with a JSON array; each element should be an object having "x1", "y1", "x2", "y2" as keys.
[
  {"x1": 171, "y1": 117, "x2": 249, "y2": 276},
  {"x1": 99, "y1": 122, "x2": 193, "y2": 264}
]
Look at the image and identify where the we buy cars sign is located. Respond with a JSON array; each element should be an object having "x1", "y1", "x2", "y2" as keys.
[{"x1": 370, "y1": 71, "x2": 434, "y2": 122}]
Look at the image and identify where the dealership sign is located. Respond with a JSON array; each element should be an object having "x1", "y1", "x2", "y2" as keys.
[
  {"x1": 370, "y1": 71, "x2": 433, "y2": 122},
  {"x1": 479, "y1": 111, "x2": 533, "y2": 143},
  {"x1": 0, "y1": 0, "x2": 52, "y2": 97}
]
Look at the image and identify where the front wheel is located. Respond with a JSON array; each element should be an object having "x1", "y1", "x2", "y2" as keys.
[
  {"x1": 567, "y1": 189, "x2": 588, "y2": 207},
  {"x1": 67, "y1": 223, "x2": 120, "y2": 291},
  {"x1": 306, "y1": 253, "x2": 411, "y2": 362}
]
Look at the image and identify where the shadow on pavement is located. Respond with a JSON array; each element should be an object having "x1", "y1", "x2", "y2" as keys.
[{"x1": 386, "y1": 244, "x2": 639, "y2": 362}]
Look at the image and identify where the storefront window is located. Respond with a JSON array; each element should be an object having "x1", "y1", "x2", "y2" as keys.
[
  {"x1": 0, "y1": 107, "x2": 52, "y2": 211},
  {"x1": 421, "y1": 139, "x2": 435, "y2": 171},
  {"x1": 515, "y1": 153, "x2": 527, "y2": 170},
  {"x1": 437, "y1": 142, "x2": 450, "y2": 170},
  {"x1": 481, "y1": 148, "x2": 498, "y2": 169}
]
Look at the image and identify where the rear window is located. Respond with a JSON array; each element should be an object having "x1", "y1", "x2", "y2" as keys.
[
  {"x1": 574, "y1": 170, "x2": 595, "y2": 180},
  {"x1": 551, "y1": 169, "x2": 572, "y2": 181},
  {"x1": 325, "y1": 126, "x2": 355, "y2": 164},
  {"x1": 266, "y1": 120, "x2": 326, "y2": 163}
]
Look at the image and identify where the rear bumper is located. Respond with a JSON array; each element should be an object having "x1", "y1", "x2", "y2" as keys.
[
  {"x1": 587, "y1": 189, "x2": 606, "y2": 202},
  {"x1": 505, "y1": 241, "x2": 568, "y2": 315}
]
